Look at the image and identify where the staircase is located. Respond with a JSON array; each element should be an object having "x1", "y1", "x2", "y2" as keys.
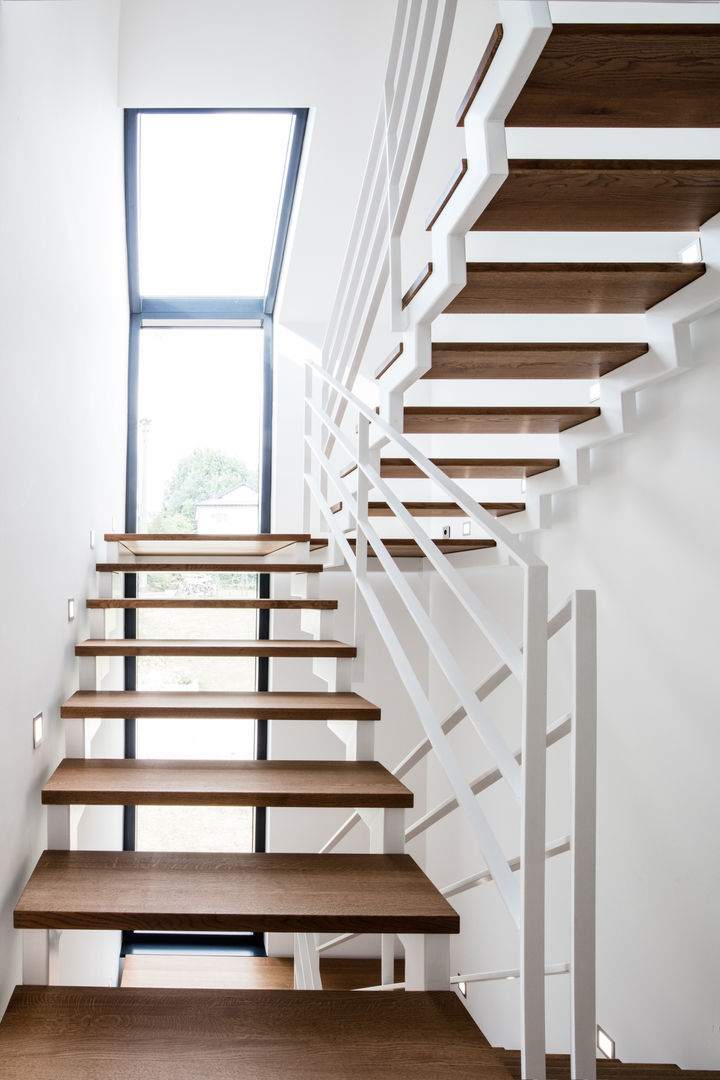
[{"x1": 3, "y1": 4, "x2": 720, "y2": 1080}]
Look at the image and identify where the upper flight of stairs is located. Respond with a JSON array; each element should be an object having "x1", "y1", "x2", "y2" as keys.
[{"x1": 365, "y1": 18, "x2": 720, "y2": 562}]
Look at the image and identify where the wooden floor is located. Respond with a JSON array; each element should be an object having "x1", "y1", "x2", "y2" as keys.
[
  {"x1": 0, "y1": 986, "x2": 513, "y2": 1080},
  {"x1": 499, "y1": 1047, "x2": 720, "y2": 1079},
  {"x1": 121, "y1": 954, "x2": 404, "y2": 991}
]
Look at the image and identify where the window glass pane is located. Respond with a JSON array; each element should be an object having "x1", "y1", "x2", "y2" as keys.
[
  {"x1": 134, "y1": 325, "x2": 263, "y2": 853},
  {"x1": 138, "y1": 112, "x2": 293, "y2": 297}
]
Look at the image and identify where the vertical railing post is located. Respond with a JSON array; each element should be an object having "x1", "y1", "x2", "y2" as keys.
[
  {"x1": 355, "y1": 414, "x2": 370, "y2": 584},
  {"x1": 570, "y1": 590, "x2": 597, "y2": 1080},
  {"x1": 302, "y1": 363, "x2": 314, "y2": 533},
  {"x1": 520, "y1": 562, "x2": 548, "y2": 1080}
]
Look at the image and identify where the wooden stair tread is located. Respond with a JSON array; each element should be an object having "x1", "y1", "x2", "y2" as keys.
[
  {"x1": 423, "y1": 341, "x2": 648, "y2": 380},
  {"x1": 60, "y1": 690, "x2": 380, "y2": 721},
  {"x1": 473, "y1": 160, "x2": 720, "y2": 232},
  {"x1": 42, "y1": 759, "x2": 413, "y2": 808},
  {"x1": 96, "y1": 561, "x2": 324, "y2": 573},
  {"x1": 506, "y1": 24, "x2": 720, "y2": 129},
  {"x1": 14, "y1": 851, "x2": 459, "y2": 933},
  {"x1": 444, "y1": 263, "x2": 705, "y2": 315},
  {"x1": 120, "y1": 954, "x2": 405, "y2": 991},
  {"x1": 75, "y1": 638, "x2": 356, "y2": 658},
  {"x1": 366, "y1": 501, "x2": 524, "y2": 518},
  {"x1": 379, "y1": 457, "x2": 559, "y2": 479},
  {"x1": 404, "y1": 406, "x2": 600, "y2": 435},
  {"x1": 106, "y1": 534, "x2": 315, "y2": 558},
  {"x1": 86, "y1": 597, "x2": 338, "y2": 609},
  {"x1": 0, "y1": 986, "x2": 509, "y2": 1080},
  {"x1": 498, "y1": 1048, "x2": 718, "y2": 1079},
  {"x1": 347, "y1": 538, "x2": 496, "y2": 557}
]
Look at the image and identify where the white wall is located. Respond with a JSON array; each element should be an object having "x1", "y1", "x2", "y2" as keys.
[
  {"x1": 0, "y1": 0, "x2": 129, "y2": 1009},
  {"x1": 422, "y1": 313, "x2": 720, "y2": 1069}
]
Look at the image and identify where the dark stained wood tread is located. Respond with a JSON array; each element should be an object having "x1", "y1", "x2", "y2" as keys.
[
  {"x1": 75, "y1": 638, "x2": 356, "y2": 658},
  {"x1": 14, "y1": 851, "x2": 459, "y2": 934},
  {"x1": 498, "y1": 1047, "x2": 720, "y2": 1079},
  {"x1": 121, "y1": 953, "x2": 406, "y2": 991},
  {"x1": 456, "y1": 23, "x2": 504, "y2": 126},
  {"x1": 375, "y1": 342, "x2": 403, "y2": 379},
  {"x1": 444, "y1": 263, "x2": 705, "y2": 315},
  {"x1": 96, "y1": 561, "x2": 324, "y2": 573},
  {"x1": 425, "y1": 158, "x2": 468, "y2": 230},
  {"x1": 335, "y1": 500, "x2": 524, "y2": 518},
  {"x1": 506, "y1": 24, "x2": 720, "y2": 129},
  {"x1": 42, "y1": 759, "x2": 413, "y2": 808},
  {"x1": 0, "y1": 986, "x2": 509, "y2": 1080},
  {"x1": 423, "y1": 341, "x2": 648, "y2": 380},
  {"x1": 60, "y1": 690, "x2": 380, "y2": 721},
  {"x1": 379, "y1": 457, "x2": 559, "y2": 479},
  {"x1": 348, "y1": 538, "x2": 496, "y2": 558},
  {"x1": 404, "y1": 406, "x2": 600, "y2": 435},
  {"x1": 402, "y1": 262, "x2": 433, "y2": 310},
  {"x1": 474, "y1": 160, "x2": 720, "y2": 232},
  {"x1": 87, "y1": 597, "x2": 338, "y2": 610}
]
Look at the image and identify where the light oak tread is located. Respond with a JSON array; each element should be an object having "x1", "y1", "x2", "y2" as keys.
[
  {"x1": 347, "y1": 538, "x2": 496, "y2": 557},
  {"x1": 60, "y1": 690, "x2": 380, "y2": 721},
  {"x1": 335, "y1": 500, "x2": 524, "y2": 518},
  {"x1": 506, "y1": 24, "x2": 720, "y2": 129},
  {"x1": 96, "y1": 561, "x2": 324, "y2": 573},
  {"x1": 474, "y1": 160, "x2": 720, "y2": 232},
  {"x1": 104, "y1": 534, "x2": 328, "y2": 558},
  {"x1": 75, "y1": 639, "x2": 356, "y2": 658},
  {"x1": 424, "y1": 341, "x2": 648, "y2": 380},
  {"x1": 379, "y1": 457, "x2": 559, "y2": 479},
  {"x1": 444, "y1": 262, "x2": 705, "y2": 316},
  {"x1": 86, "y1": 597, "x2": 338, "y2": 609},
  {"x1": 14, "y1": 851, "x2": 459, "y2": 933},
  {"x1": 404, "y1": 406, "x2": 600, "y2": 435},
  {"x1": 0, "y1": 986, "x2": 508, "y2": 1079},
  {"x1": 121, "y1": 953, "x2": 406, "y2": 991},
  {"x1": 42, "y1": 759, "x2": 413, "y2": 808}
]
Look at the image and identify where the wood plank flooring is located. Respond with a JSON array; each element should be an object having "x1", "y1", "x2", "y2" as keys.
[
  {"x1": 120, "y1": 954, "x2": 405, "y2": 991},
  {"x1": 60, "y1": 690, "x2": 381, "y2": 721},
  {"x1": 422, "y1": 342, "x2": 648, "y2": 380}
]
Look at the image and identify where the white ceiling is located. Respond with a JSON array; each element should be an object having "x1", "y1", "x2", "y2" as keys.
[{"x1": 117, "y1": 0, "x2": 395, "y2": 343}]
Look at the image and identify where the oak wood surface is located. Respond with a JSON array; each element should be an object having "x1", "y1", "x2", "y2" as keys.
[
  {"x1": 0, "y1": 986, "x2": 509, "y2": 1079},
  {"x1": 423, "y1": 341, "x2": 648, "y2": 380},
  {"x1": 106, "y1": 534, "x2": 311, "y2": 558},
  {"x1": 347, "y1": 538, "x2": 496, "y2": 557},
  {"x1": 120, "y1": 954, "x2": 405, "y2": 991},
  {"x1": 96, "y1": 561, "x2": 324, "y2": 573},
  {"x1": 42, "y1": 759, "x2": 413, "y2": 808},
  {"x1": 401, "y1": 262, "x2": 433, "y2": 310},
  {"x1": 60, "y1": 690, "x2": 381, "y2": 721},
  {"x1": 14, "y1": 851, "x2": 459, "y2": 933},
  {"x1": 506, "y1": 25, "x2": 720, "y2": 128},
  {"x1": 456, "y1": 23, "x2": 504, "y2": 125},
  {"x1": 425, "y1": 158, "x2": 468, "y2": 230},
  {"x1": 404, "y1": 405, "x2": 601, "y2": 435},
  {"x1": 379, "y1": 457, "x2": 559, "y2": 479},
  {"x1": 498, "y1": 1047, "x2": 720, "y2": 1079},
  {"x1": 374, "y1": 342, "x2": 403, "y2": 379},
  {"x1": 474, "y1": 160, "x2": 720, "y2": 232},
  {"x1": 86, "y1": 597, "x2": 338, "y2": 609},
  {"x1": 443, "y1": 263, "x2": 705, "y2": 315},
  {"x1": 74, "y1": 639, "x2": 356, "y2": 658},
  {"x1": 367, "y1": 501, "x2": 524, "y2": 518}
]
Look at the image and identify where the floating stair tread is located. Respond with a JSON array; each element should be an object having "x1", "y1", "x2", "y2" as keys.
[
  {"x1": 75, "y1": 639, "x2": 356, "y2": 658},
  {"x1": 404, "y1": 406, "x2": 600, "y2": 435},
  {"x1": 444, "y1": 263, "x2": 705, "y2": 315},
  {"x1": 379, "y1": 457, "x2": 559, "y2": 479},
  {"x1": 367, "y1": 501, "x2": 524, "y2": 518},
  {"x1": 505, "y1": 24, "x2": 720, "y2": 128},
  {"x1": 0, "y1": 986, "x2": 510, "y2": 1080},
  {"x1": 347, "y1": 538, "x2": 496, "y2": 557},
  {"x1": 86, "y1": 597, "x2": 338, "y2": 609},
  {"x1": 60, "y1": 690, "x2": 380, "y2": 721},
  {"x1": 14, "y1": 851, "x2": 459, "y2": 934},
  {"x1": 105, "y1": 534, "x2": 316, "y2": 557},
  {"x1": 423, "y1": 342, "x2": 648, "y2": 380},
  {"x1": 42, "y1": 759, "x2": 413, "y2": 808},
  {"x1": 473, "y1": 160, "x2": 720, "y2": 232},
  {"x1": 498, "y1": 1047, "x2": 718, "y2": 1079},
  {"x1": 121, "y1": 954, "x2": 406, "y2": 991},
  {"x1": 96, "y1": 561, "x2": 324, "y2": 573}
]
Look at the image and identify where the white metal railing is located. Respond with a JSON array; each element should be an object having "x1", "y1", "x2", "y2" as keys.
[{"x1": 301, "y1": 3, "x2": 597, "y2": 1078}]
